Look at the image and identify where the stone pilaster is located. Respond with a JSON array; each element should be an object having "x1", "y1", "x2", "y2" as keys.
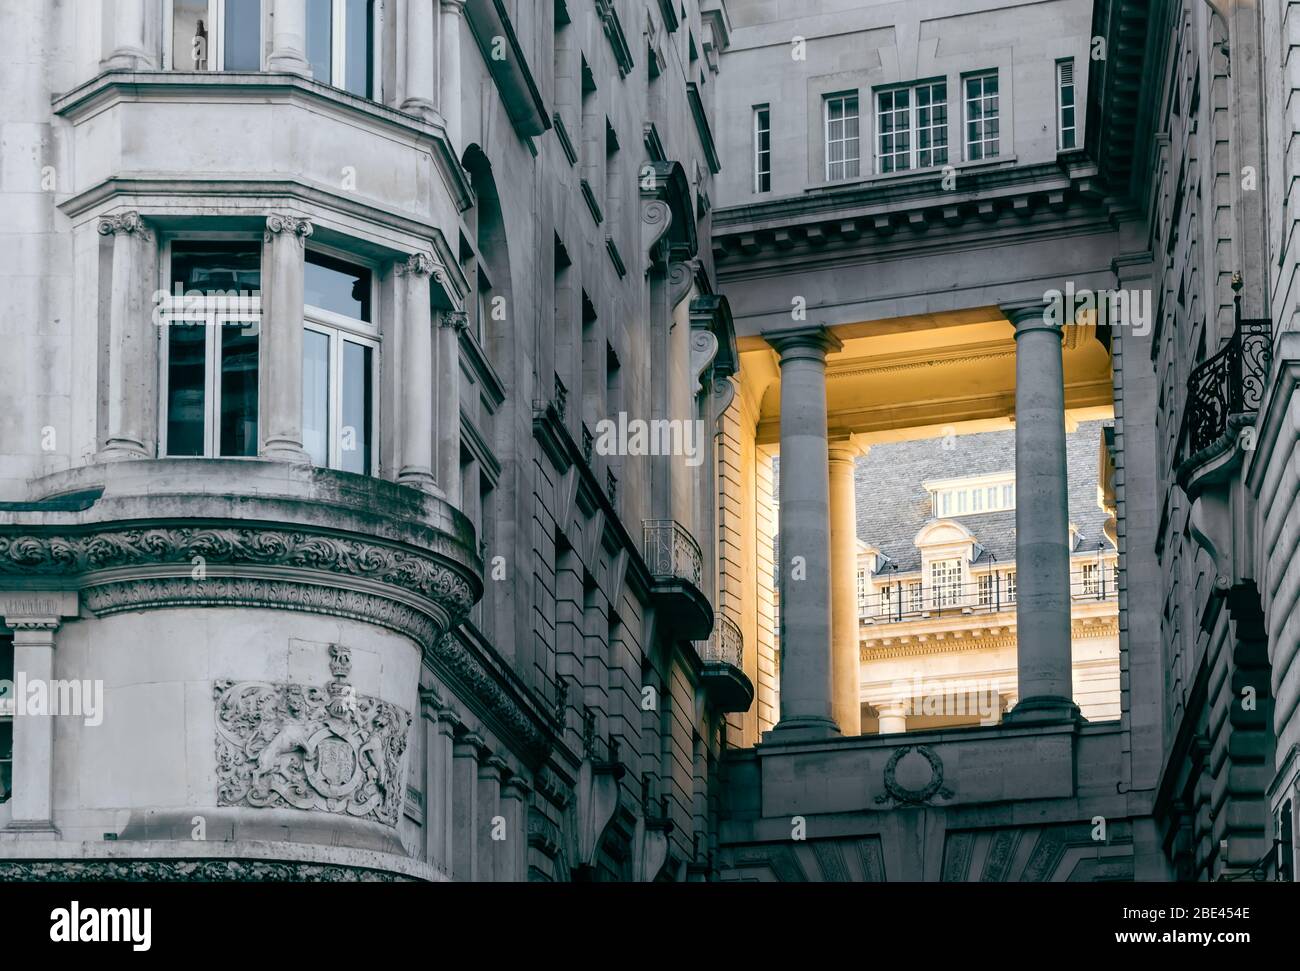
[
  {"x1": 100, "y1": 0, "x2": 155, "y2": 70},
  {"x1": 401, "y1": 0, "x2": 440, "y2": 119},
  {"x1": 440, "y1": 1, "x2": 466, "y2": 148},
  {"x1": 829, "y1": 437, "x2": 866, "y2": 736},
  {"x1": 477, "y1": 754, "x2": 506, "y2": 882},
  {"x1": 2, "y1": 618, "x2": 60, "y2": 837},
  {"x1": 766, "y1": 326, "x2": 842, "y2": 741},
  {"x1": 501, "y1": 775, "x2": 531, "y2": 882},
  {"x1": 396, "y1": 253, "x2": 437, "y2": 491},
  {"x1": 420, "y1": 689, "x2": 456, "y2": 874},
  {"x1": 261, "y1": 214, "x2": 313, "y2": 463},
  {"x1": 436, "y1": 310, "x2": 468, "y2": 506},
  {"x1": 451, "y1": 729, "x2": 485, "y2": 880},
  {"x1": 97, "y1": 211, "x2": 156, "y2": 460},
  {"x1": 1005, "y1": 304, "x2": 1079, "y2": 723},
  {"x1": 266, "y1": 0, "x2": 310, "y2": 74}
]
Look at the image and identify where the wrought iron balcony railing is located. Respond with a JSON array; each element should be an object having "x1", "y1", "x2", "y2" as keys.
[
  {"x1": 1179, "y1": 292, "x2": 1272, "y2": 459},
  {"x1": 857, "y1": 568, "x2": 1117, "y2": 624},
  {"x1": 697, "y1": 613, "x2": 743, "y2": 668},
  {"x1": 643, "y1": 519, "x2": 703, "y2": 587}
]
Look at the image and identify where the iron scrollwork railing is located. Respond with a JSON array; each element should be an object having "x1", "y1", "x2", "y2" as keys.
[
  {"x1": 643, "y1": 519, "x2": 703, "y2": 587},
  {"x1": 1180, "y1": 291, "x2": 1272, "y2": 458},
  {"x1": 698, "y1": 613, "x2": 743, "y2": 668}
]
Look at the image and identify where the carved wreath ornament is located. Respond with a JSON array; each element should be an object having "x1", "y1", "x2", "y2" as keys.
[
  {"x1": 214, "y1": 645, "x2": 411, "y2": 826},
  {"x1": 874, "y1": 745, "x2": 954, "y2": 807}
]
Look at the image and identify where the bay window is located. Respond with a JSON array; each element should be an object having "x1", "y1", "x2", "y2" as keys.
[
  {"x1": 303, "y1": 250, "x2": 377, "y2": 474},
  {"x1": 168, "y1": 0, "x2": 263, "y2": 71},
  {"x1": 307, "y1": 0, "x2": 377, "y2": 97},
  {"x1": 160, "y1": 241, "x2": 262, "y2": 457}
]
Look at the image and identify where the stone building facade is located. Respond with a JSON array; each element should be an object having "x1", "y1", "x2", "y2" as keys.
[{"x1": 0, "y1": 0, "x2": 746, "y2": 882}]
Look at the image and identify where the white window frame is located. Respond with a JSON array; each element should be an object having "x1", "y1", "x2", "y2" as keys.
[
  {"x1": 157, "y1": 236, "x2": 264, "y2": 459},
  {"x1": 1057, "y1": 58, "x2": 1077, "y2": 150},
  {"x1": 963, "y1": 71, "x2": 1000, "y2": 161},
  {"x1": 930, "y1": 558, "x2": 963, "y2": 609},
  {"x1": 164, "y1": 0, "x2": 267, "y2": 71},
  {"x1": 753, "y1": 104, "x2": 772, "y2": 193},
  {"x1": 308, "y1": 0, "x2": 379, "y2": 97},
  {"x1": 823, "y1": 92, "x2": 861, "y2": 182},
  {"x1": 876, "y1": 80, "x2": 948, "y2": 174},
  {"x1": 302, "y1": 247, "x2": 381, "y2": 475}
]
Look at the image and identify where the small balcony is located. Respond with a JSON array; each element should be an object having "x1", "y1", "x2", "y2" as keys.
[
  {"x1": 643, "y1": 519, "x2": 712, "y2": 641},
  {"x1": 860, "y1": 568, "x2": 1117, "y2": 625},
  {"x1": 696, "y1": 614, "x2": 753, "y2": 712}
]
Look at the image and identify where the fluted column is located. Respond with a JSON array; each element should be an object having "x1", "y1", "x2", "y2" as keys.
[
  {"x1": 97, "y1": 212, "x2": 156, "y2": 460},
  {"x1": 402, "y1": 0, "x2": 440, "y2": 119},
  {"x1": 396, "y1": 253, "x2": 437, "y2": 490},
  {"x1": 767, "y1": 326, "x2": 842, "y2": 741},
  {"x1": 436, "y1": 310, "x2": 467, "y2": 505},
  {"x1": 3, "y1": 619, "x2": 60, "y2": 835},
  {"x1": 267, "y1": 0, "x2": 310, "y2": 74},
  {"x1": 1005, "y1": 304, "x2": 1079, "y2": 722},
  {"x1": 829, "y1": 437, "x2": 866, "y2": 736},
  {"x1": 101, "y1": 0, "x2": 155, "y2": 70},
  {"x1": 440, "y1": 1, "x2": 466, "y2": 148},
  {"x1": 261, "y1": 214, "x2": 312, "y2": 462}
]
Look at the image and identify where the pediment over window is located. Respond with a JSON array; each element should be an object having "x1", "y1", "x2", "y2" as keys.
[{"x1": 913, "y1": 519, "x2": 977, "y2": 551}]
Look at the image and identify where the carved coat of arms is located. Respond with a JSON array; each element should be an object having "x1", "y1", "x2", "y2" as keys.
[{"x1": 214, "y1": 645, "x2": 411, "y2": 826}]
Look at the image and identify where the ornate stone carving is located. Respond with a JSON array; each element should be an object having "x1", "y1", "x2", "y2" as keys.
[
  {"x1": 214, "y1": 646, "x2": 412, "y2": 826},
  {"x1": 0, "y1": 526, "x2": 476, "y2": 618},
  {"x1": 874, "y1": 745, "x2": 954, "y2": 807},
  {"x1": 690, "y1": 328, "x2": 720, "y2": 395},
  {"x1": 96, "y1": 210, "x2": 152, "y2": 239},
  {"x1": 441, "y1": 309, "x2": 470, "y2": 331},
  {"x1": 263, "y1": 213, "x2": 314, "y2": 244},
  {"x1": 0, "y1": 860, "x2": 413, "y2": 882},
  {"x1": 397, "y1": 251, "x2": 436, "y2": 276}
]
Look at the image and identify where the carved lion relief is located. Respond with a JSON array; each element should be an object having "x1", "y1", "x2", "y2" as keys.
[{"x1": 214, "y1": 645, "x2": 411, "y2": 826}]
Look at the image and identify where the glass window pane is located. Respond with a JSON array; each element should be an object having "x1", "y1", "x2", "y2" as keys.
[
  {"x1": 344, "y1": 0, "x2": 374, "y2": 97},
  {"x1": 219, "y1": 323, "x2": 259, "y2": 456},
  {"x1": 0, "y1": 720, "x2": 11, "y2": 804},
  {"x1": 305, "y1": 251, "x2": 372, "y2": 320},
  {"x1": 340, "y1": 340, "x2": 372, "y2": 474},
  {"x1": 223, "y1": 0, "x2": 262, "y2": 70},
  {"x1": 171, "y1": 241, "x2": 261, "y2": 297},
  {"x1": 166, "y1": 322, "x2": 208, "y2": 456},
  {"x1": 173, "y1": 0, "x2": 211, "y2": 70},
  {"x1": 306, "y1": 0, "x2": 333, "y2": 84},
  {"x1": 303, "y1": 329, "x2": 331, "y2": 466}
]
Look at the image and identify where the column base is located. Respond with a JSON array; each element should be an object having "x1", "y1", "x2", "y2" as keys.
[
  {"x1": 0, "y1": 820, "x2": 61, "y2": 840},
  {"x1": 261, "y1": 442, "x2": 312, "y2": 464},
  {"x1": 400, "y1": 98, "x2": 441, "y2": 124},
  {"x1": 763, "y1": 716, "x2": 841, "y2": 744},
  {"x1": 397, "y1": 468, "x2": 438, "y2": 492},
  {"x1": 97, "y1": 440, "x2": 150, "y2": 461},
  {"x1": 1004, "y1": 695, "x2": 1083, "y2": 725},
  {"x1": 266, "y1": 52, "x2": 311, "y2": 76},
  {"x1": 100, "y1": 49, "x2": 156, "y2": 72}
]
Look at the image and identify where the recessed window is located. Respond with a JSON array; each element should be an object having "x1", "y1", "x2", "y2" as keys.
[
  {"x1": 307, "y1": 0, "x2": 375, "y2": 97},
  {"x1": 303, "y1": 251, "x2": 377, "y2": 475},
  {"x1": 169, "y1": 0, "x2": 263, "y2": 71},
  {"x1": 824, "y1": 93, "x2": 861, "y2": 181},
  {"x1": 964, "y1": 72, "x2": 1000, "y2": 161},
  {"x1": 753, "y1": 105, "x2": 771, "y2": 193},
  {"x1": 1057, "y1": 59, "x2": 1077, "y2": 150},
  {"x1": 877, "y1": 81, "x2": 948, "y2": 174},
  {"x1": 161, "y1": 241, "x2": 262, "y2": 457}
]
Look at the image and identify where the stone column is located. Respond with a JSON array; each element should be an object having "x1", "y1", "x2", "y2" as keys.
[
  {"x1": 451, "y1": 729, "x2": 485, "y2": 881},
  {"x1": 829, "y1": 437, "x2": 866, "y2": 736},
  {"x1": 440, "y1": 1, "x2": 466, "y2": 148},
  {"x1": 396, "y1": 253, "x2": 437, "y2": 491},
  {"x1": 401, "y1": 0, "x2": 439, "y2": 119},
  {"x1": 267, "y1": 0, "x2": 310, "y2": 74},
  {"x1": 500, "y1": 775, "x2": 531, "y2": 882},
  {"x1": 767, "y1": 326, "x2": 842, "y2": 741},
  {"x1": 436, "y1": 310, "x2": 467, "y2": 506},
  {"x1": 97, "y1": 212, "x2": 156, "y2": 460},
  {"x1": 101, "y1": 0, "x2": 155, "y2": 70},
  {"x1": 430, "y1": 702, "x2": 459, "y2": 875},
  {"x1": 3, "y1": 619, "x2": 60, "y2": 835},
  {"x1": 477, "y1": 755, "x2": 506, "y2": 882},
  {"x1": 261, "y1": 214, "x2": 313, "y2": 462},
  {"x1": 1005, "y1": 304, "x2": 1079, "y2": 722},
  {"x1": 877, "y1": 698, "x2": 908, "y2": 735},
  {"x1": 419, "y1": 690, "x2": 450, "y2": 872}
]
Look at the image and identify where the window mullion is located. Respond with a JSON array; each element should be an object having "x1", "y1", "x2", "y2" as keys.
[
  {"x1": 205, "y1": 312, "x2": 220, "y2": 456},
  {"x1": 333, "y1": 0, "x2": 346, "y2": 88},
  {"x1": 213, "y1": 0, "x2": 225, "y2": 71}
]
